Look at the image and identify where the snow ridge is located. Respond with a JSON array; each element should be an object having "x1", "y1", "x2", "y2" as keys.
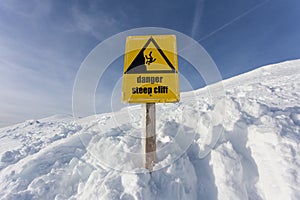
[{"x1": 0, "y1": 59, "x2": 299, "y2": 199}]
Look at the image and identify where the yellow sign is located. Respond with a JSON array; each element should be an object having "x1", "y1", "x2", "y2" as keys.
[{"x1": 122, "y1": 35, "x2": 180, "y2": 103}]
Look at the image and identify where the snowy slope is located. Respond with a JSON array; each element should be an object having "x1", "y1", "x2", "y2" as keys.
[{"x1": 0, "y1": 59, "x2": 299, "y2": 199}]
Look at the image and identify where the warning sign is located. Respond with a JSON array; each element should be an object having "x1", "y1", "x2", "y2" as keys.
[{"x1": 122, "y1": 35, "x2": 179, "y2": 103}]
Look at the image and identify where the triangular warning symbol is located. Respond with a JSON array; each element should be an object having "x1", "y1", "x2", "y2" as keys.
[{"x1": 124, "y1": 37, "x2": 177, "y2": 74}]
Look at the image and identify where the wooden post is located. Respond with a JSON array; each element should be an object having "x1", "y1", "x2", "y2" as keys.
[{"x1": 143, "y1": 103, "x2": 156, "y2": 172}]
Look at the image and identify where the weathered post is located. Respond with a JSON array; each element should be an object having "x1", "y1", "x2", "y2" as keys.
[{"x1": 143, "y1": 103, "x2": 156, "y2": 171}]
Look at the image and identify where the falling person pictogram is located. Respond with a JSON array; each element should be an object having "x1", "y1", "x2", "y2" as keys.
[{"x1": 145, "y1": 51, "x2": 156, "y2": 65}]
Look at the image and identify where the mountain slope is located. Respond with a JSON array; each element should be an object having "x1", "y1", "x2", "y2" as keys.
[{"x1": 0, "y1": 59, "x2": 299, "y2": 199}]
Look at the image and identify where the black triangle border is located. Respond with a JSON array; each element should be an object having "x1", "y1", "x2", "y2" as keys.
[{"x1": 124, "y1": 37, "x2": 177, "y2": 74}]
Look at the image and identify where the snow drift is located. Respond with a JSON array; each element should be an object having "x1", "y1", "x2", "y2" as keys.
[{"x1": 0, "y1": 59, "x2": 299, "y2": 199}]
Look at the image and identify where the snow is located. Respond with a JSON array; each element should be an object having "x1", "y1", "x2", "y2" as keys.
[{"x1": 0, "y1": 59, "x2": 300, "y2": 199}]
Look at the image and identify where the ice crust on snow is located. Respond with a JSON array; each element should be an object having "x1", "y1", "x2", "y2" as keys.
[{"x1": 0, "y1": 59, "x2": 299, "y2": 199}]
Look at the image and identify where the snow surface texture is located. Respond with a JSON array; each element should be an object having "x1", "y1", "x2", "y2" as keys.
[{"x1": 0, "y1": 59, "x2": 299, "y2": 199}]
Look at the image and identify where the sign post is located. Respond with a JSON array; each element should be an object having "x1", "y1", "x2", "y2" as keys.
[
  {"x1": 144, "y1": 103, "x2": 156, "y2": 171},
  {"x1": 122, "y1": 35, "x2": 179, "y2": 172}
]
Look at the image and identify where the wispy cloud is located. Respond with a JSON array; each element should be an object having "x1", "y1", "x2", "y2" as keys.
[
  {"x1": 191, "y1": 0, "x2": 205, "y2": 39},
  {"x1": 0, "y1": 1, "x2": 74, "y2": 126},
  {"x1": 0, "y1": 0, "x2": 51, "y2": 19},
  {"x1": 0, "y1": 56, "x2": 71, "y2": 126},
  {"x1": 71, "y1": 1, "x2": 123, "y2": 40},
  {"x1": 0, "y1": 0, "x2": 128, "y2": 127}
]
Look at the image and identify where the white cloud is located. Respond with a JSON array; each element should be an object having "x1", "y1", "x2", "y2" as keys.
[
  {"x1": 0, "y1": 0, "x2": 126, "y2": 127},
  {"x1": 191, "y1": 0, "x2": 205, "y2": 39},
  {"x1": 0, "y1": 0, "x2": 51, "y2": 19},
  {"x1": 71, "y1": 1, "x2": 122, "y2": 40}
]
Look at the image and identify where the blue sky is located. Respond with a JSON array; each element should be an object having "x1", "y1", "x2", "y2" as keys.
[{"x1": 0, "y1": 0, "x2": 300, "y2": 127}]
